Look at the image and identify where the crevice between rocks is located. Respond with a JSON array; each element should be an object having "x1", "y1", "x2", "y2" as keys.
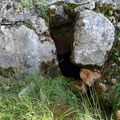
[{"x1": 50, "y1": 22, "x2": 81, "y2": 79}]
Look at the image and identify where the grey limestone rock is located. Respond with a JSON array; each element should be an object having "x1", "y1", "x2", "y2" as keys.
[
  {"x1": 72, "y1": 10, "x2": 115, "y2": 66},
  {"x1": 98, "y1": 0, "x2": 120, "y2": 10},
  {"x1": 0, "y1": 0, "x2": 56, "y2": 73},
  {"x1": 48, "y1": 4, "x2": 71, "y2": 27},
  {"x1": 0, "y1": 25, "x2": 56, "y2": 72}
]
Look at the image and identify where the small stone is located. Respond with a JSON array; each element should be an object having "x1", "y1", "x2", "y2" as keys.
[
  {"x1": 114, "y1": 12, "x2": 120, "y2": 18},
  {"x1": 109, "y1": 16, "x2": 116, "y2": 24},
  {"x1": 109, "y1": 10, "x2": 113, "y2": 16},
  {"x1": 18, "y1": 83, "x2": 35, "y2": 97},
  {"x1": 89, "y1": 1, "x2": 95, "y2": 10},
  {"x1": 111, "y1": 63, "x2": 116, "y2": 67},
  {"x1": 68, "y1": 80, "x2": 88, "y2": 95},
  {"x1": 111, "y1": 78, "x2": 117, "y2": 84},
  {"x1": 99, "y1": 83, "x2": 107, "y2": 92},
  {"x1": 117, "y1": 22, "x2": 120, "y2": 30},
  {"x1": 80, "y1": 69, "x2": 101, "y2": 87},
  {"x1": 104, "y1": 80, "x2": 107, "y2": 83}
]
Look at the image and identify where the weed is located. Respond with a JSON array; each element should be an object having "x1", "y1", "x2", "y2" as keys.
[
  {"x1": 0, "y1": 71, "x2": 114, "y2": 120},
  {"x1": 17, "y1": 0, "x2": 49, "y2": 20},
  {"x1": 111, "y1": 79, "x2": 120, "y2": 111},
  {"x1": 21, "y1": 0, "x2": 33, "y2": 8},
  {"x1": 85, "y1": 3, "x2": 90, "y2": 9},
  {"x1": 118, "y1": 32, "x2": 120, "y2": 41},
  {"x1": 39, "y1": 4, "x2": 48, "y2": 20},
  {"x1": 27, "y1": 21, "x2": 33, "y2": 29}
]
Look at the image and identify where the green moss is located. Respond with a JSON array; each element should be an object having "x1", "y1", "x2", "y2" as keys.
[
  {"x1": 0, "y1": 67, "x2": 19, "y2": 77},
  {"x1": 63, "y1": 3, "x2": 78, "y2": 17},
  {"x1": 39, "y1": 5, "x2": 49, "y2": 21},
  {"x1": 27, "y1": 21, "x2": 33, "y2": 29},
  {"x1": 40, "y1": 61, "x2": 60, "y2": 78},
  {"x1": 49, "y1": 8, "x2": 56, "y2": 17},
  {"x1": 21, "y1": 0, "x2": 33, "y2": 8},
  {"x1": 95, "y1": 3, "x2": 115, "y2": 18}
]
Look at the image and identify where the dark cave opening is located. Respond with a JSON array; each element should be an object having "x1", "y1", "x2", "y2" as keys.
[
  {"x1": 50, "y1": 23, "x2": 81, "y2": 79},
  {"x1": 57, "y1": 52, "x2": 80, "y2": 79}
]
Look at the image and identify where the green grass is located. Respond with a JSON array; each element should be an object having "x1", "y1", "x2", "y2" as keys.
[
  {"x1": 100, "y1": 30, "x2": 120, "y2": 112},
  {"x1": 16, "y1": 0, "x2": 50, "y2": 20},
  {"x1": 111, "y1": 78, "x2": 120, "y2": 110},
  {"x1": 0, "y1": 72, "x2": 114, "y2": 120}
]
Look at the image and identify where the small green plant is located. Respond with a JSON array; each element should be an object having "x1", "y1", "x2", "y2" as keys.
[
  {"x1": 39, "y1": 5, "x2": 48, "y2": 19},
  {"x1": 118, "y1": 32, "x2": 120, "y2": 41},
  {"x1": 113, "y1": 47, "x2": 120, "y2": 62},
  {"x1": 38, "y1": 0, "x2": 50, "y2": 20},
  {"x1": 27, "y1": 21, "x2": 33, "y2": 29},
  {"x1": 16, "y1": 0, "x2": 49, "y2": 20},
  {"x1": 16, "y1": 3, "x2": 21, "y2": 10},
  {"x1": 111, "y1": 79, "x2": 120, "y2": 110},
  {"x1": 21, "y1": 0, "x2": 33, "y2": 8},
  {"x1": 85, "y1": 3, "x2": 90, "y2": 9},
  {"x1": 16, "y1": 0, "x2": 33, "y2": 10}
]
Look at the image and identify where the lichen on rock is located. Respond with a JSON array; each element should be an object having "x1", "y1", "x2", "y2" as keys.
[{"x1": 72, "y1": 10, "x2": 115, "y2": 66}]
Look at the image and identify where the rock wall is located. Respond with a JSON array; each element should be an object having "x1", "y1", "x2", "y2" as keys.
[
  {"x1": 0, "y1": 0, "x2": 57, "y2": 73},
  {"x1": 48, "y1": 0, "x2": 116, "y2": 67},
  {"x1": 0, "y1": 0, "x2": 119, "y2": 74}
]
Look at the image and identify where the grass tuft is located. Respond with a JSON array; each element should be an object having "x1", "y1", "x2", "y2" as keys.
[{"x1": 0, "y1": 72, "x2": 114, "y2": 120}]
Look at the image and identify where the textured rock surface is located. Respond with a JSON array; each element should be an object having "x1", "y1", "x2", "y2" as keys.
[
  {"x1": 98, "y1": 0, "x2": 120, "y2": 10},
  {"x1": 48, "y1": 4, "x2": 71, "y2": 28},
  {"x1": 74, "y1": 0, "x2": 97, "y2": 13},
  {"x1": 0, "y1": 1, "x2": 33, "y2": 24},
  {"x1": 47, "y1": 0, "x2": 98, "y2": 5},
  {"x1": 0, "y1": 0, "x2": 56, "y2": 72},
  {"x1": 117, "y1": 22, "x2": 120, "y2": 30},
  {"x1": 48, "y1": 0, "x2": 120, "y2": 28},
  {"x1": 47, "y1": 0, "x2": 97, "y2": 15},
  {"x1": 0, "y1": 25, "x2": 56, "y2": 71},
  {"x1": 72, "y1": 10, "x2": 115, "y2": 66},
  {"x1": 0, "y1": 0, "x2": 48, "y2": 34}
]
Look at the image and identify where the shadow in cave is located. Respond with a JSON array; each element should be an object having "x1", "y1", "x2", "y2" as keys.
[
  {"x1": 57, "y1": 52, "x2": 80, "y2": 79},
  {"x1": 50, "y1": 23, "x2": 81, "y2": 80}
]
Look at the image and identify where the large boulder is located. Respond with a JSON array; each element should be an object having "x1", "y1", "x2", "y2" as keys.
[
  {"x1": 0, "y1": 25, "x2": 56, "y2": 72},
  {"x1": 72, "y1": 10, "x2": 115, "y2": 66}
]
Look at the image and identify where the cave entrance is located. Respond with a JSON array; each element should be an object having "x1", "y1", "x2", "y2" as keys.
[{"x1": 50, "y1": 23, "x2": 81, "y2": 79}]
